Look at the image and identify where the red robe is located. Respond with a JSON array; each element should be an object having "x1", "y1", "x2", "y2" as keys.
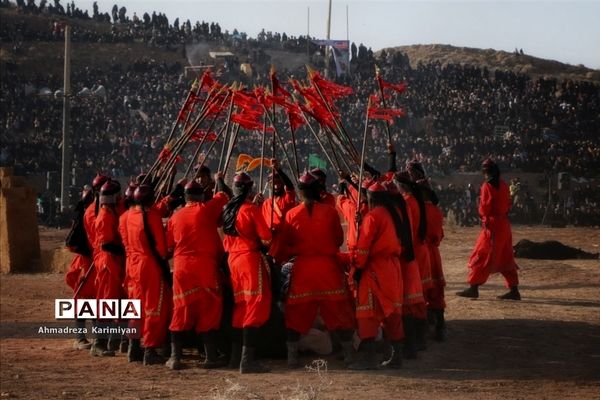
[
  {"x1": 166, "y1": 192, "x2": 229, "y2": 332},
  {"x1": 122, "y1": 207, "x2": 173, "y2": 347},
  {"x1": 336, "y1": 185, "x2": 368, "y2": 250},
  {"x1": 320, "y1": 191, "x2": 336, "y2": 208},
  {"x1": 424, "y1": 201, "x2": 446, "y2": 310},
  {"x1": 353, "y1": 207, "x2": 404, "y2": 340},
  {"x1": 223, "y1": 202, "x2": 272, "y2": 328},
  {"x1": 261, "y1": 189, "x2": 297, "y2": 264},
  {"x1": 93, "y1": 207, "x2": 124, "y2": 300},
  {"x1": 65, "y1": 253, "x2": 95, "y2": 299},
  {"x1": 282, "y1": 202, "x2": 355, "y2": 334},
  {"x1": 467, "y1": 180, "x2": 519, "y2": 287},
  {"x1": 403, "y1": 194, "x2": 432, "y2": 290}
]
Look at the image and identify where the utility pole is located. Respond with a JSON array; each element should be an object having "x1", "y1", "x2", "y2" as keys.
[
  {"x1": 325, "y1": 0, "x2": 332, "y2": 77},
  {"x1": 60, "y1": 25, "x2": 71, "y2": 213},
  {"x1": 307, "y1": 6, "x2": 310, "y2": 61}
]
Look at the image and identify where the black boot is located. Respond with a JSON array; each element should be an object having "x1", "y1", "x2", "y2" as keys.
[
  {"x1": 90, "y1": 339, "x2": 115, "y2": 357},
  {"x1": 128, "y1": 339, "x2": 143, "y2": 362},
  {"x1": 402, "y1": 316, "x2": 417, "y2": 359},
  {"x1": 348, "y1": 339, "x2": 378, "y2": 370},
  {"x1": 201, "y1": 331, "x2": 226, "y2": 369},
  {"x1": 498, "y1": 286, "x2": 521, "y2": 300},
  {"x1": 73, "y1": 320, "x2": 91, "y2": 350},
  {"x1": 434, "y1": 310, "x2": 447, "y2": 342},
  {"x1": 119, "y1": 336, "x2": 129, "y2": 353},
  {"x1": 380, "y1": 341, "x2": 402, "y2": 369},
  {"x1": 165, "y1": 332, "x2": 183, "y2": 370},
  {"x1": 286, "y1": 341, "x2": 300, "y2": 369},
  {"x1": 239, "y1": 346, "x2": 270, "y2": 374},
  {"x1": 340, "y1": 341, "x2": 355, "y2": 365},
  {"x1": 107, "y1": 333, "x2": 121, "y2": 353},
  {"x1": 143, "y1": 347, "x2": 165, "y2": 366},
  {"x1": 228, "y1": 341, "x2": 242, "y2": 369},
  {"x1": 456, "y1": 285, "x2": 479, "y2": 299},
  {"x1": 415, "y1": 318, "x2": 428, "y2": 351}
]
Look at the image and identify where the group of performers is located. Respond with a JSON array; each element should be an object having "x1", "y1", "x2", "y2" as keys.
[{"x1": 65, "y1": 145, "x2": 521, "y2": 373}]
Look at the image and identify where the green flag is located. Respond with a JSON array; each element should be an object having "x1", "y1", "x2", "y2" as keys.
[{"x1": 308, "y1": 153, "x2": 327, "y2": 170}]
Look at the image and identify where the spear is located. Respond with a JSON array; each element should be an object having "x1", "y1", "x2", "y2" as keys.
[
  {"x1": 355, "y1": 97, "x2": 371, "y2": 244},
  {"x1": 375, "y1": 65, "x2": 393, "y2": 144},
  {"x1": 193, "y1": 119, "x2": 230, "y2": 179},
  {"x1": 258, "y1": 117, "x2": 267, "y2": 190},
  {"x1": 141, "y1": 79, "x2": 199, "y2": 183},
  {"x1": 183, "y1": 91, "x2": 232, "y2": 178}
]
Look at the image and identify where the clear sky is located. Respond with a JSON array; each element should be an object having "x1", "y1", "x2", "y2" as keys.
[{"x1": 76, "y1": 0, "x2": 600, "y2": 69}]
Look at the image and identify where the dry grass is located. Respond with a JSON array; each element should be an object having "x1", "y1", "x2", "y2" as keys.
[{"x1": 379, "y1": 44, "x2": 600, "y2": 83}]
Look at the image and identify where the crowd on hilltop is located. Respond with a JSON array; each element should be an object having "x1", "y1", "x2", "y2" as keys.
[{"x1": 1, "y1": 0, "x2": 599, "y2": 226}]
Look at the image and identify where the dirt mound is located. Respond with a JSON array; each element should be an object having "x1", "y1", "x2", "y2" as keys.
[{"x1": 379, "y1": 44, "x2": 600, "y2": 83}]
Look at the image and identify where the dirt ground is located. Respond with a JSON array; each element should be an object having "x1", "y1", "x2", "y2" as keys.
[{"x1": 1, "y1": 226, "x2": 599, "y2": 399}]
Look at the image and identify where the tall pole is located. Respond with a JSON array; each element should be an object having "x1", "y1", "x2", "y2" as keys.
[
  {"x1": 60, "y1": 25, "x2": 71, "y2": 213},
  {"x1": 306, "y1": 7, "x2": 310, "y2": 61},
  {"x1": 346, "y1": 4, "x2": 349, "y2": 41},
  {"x1": 325, "y1": 0, "x2": 332, "y2": 78}
]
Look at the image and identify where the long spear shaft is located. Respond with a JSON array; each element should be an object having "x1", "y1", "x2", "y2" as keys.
[
  {"x1": 152, "y1": 85, "x2": 227, "y2": 183},
  {"x1": 193, "y1": 120, "x2": 229, "y2": 178},
  {"x1": 218, "y1": 93, "x2": 236, "y2": 172},
  {"x1": 299, "y1": 108, "x2": 340, "y2": 178},
  {"x1": 183, "y1": 92, "x2": 231, "y2": 178},
  {"x1": 222, "y1": 124, "x2": 241, "y2": 173},
  {"x1": 258, "y1": 118, "x2": 267, "y2": 189},
  {"x1": 262, "y1": 105, "x2": 299, "y2": 186},
  {"x1": 375, "y1": 69, "x2": 393, "y2": 144},
  {"x1": 355, "y1": 98, "x2": 371, "y2": 244},
  {"x1": 309, "y1": 78, "x2": 360, "y2": 159}
]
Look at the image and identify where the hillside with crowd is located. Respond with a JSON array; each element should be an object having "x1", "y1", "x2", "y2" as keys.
[{"x1": 1, "y1": 0, "x2": 598, "y2": 226}]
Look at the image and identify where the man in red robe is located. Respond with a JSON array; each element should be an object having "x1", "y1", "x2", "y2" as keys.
[
  {"x1": 261, "y1": 159, "x2": 296, "y2": 264},
  {"x1": 395, "y1": 171, "x2": 428, "y2": 358},
  {"x1": 118, "y1": 181, "x2": 145, "y2": 362},
  {"x1": 65, "y1": 185, "x2": 95, "y2": 350},
  {"x1": 310, "y1": 168, "x2": 336, "y2": 207},
  {"x1": 281, "y1": 172, "x2": 355, "y2": 368},
  {"x1": 164, "y1": 174, "x2": 231, "y2": 370},
  {"x1": 222, "y1": 172, "x2": 272, "y2": 374},
  {"x1": 121, "y1": 184, "x2": 173, "y2": 365},
  {"x1": 90, "y1": 180, "x2": 125, "y2": 357},
  {"x1": 419, "y1": 180, "x2": 447, "y2": 341},
  {"x1": 336, "y1": 176, "x2": 370, "y2": 251},
  {"x1": 457, "y1": 159, "x2": 521, "y2": 300},
  {"x1": 348, "y1": 182, "x2": 404, "y2": 370}
]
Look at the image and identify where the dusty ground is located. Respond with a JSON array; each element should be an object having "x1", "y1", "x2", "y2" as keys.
[{"x1": 1, "y1": 226, "x2": 599, "y2": 399}]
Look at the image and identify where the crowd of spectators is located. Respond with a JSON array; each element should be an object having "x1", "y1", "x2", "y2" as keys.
[{"x1": 1, "y1": 0, "x2": 598, "y2": 226}]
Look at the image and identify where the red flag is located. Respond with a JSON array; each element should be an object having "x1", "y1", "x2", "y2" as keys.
[
  {"x1": 231, "y1": 111, "x2": 272, "y2": 132},
  {"x1": 377, "y1": 76, "x2": 408, "y2": 94},
  {"x1": 190, "y1": 130, "x2": 217, "y2": 142},
  {"x1": 199, "y1": 70, "x2": 218, "y2": 92},
  {"x1": 309, "y1": 70, "x2": 353, "y2": 99},
  {"x1": 368, "y1": 104, "x2": 406, "y2": 124},
  {"x1": 270, "y1": 67, "x2": 291, "y2": 98},
  {"x1": 177, "y1": 92, "x2": 200, "y2": 122},
  {"x1": 158, "y1": 147, "x2": 172, "y2": 162}
]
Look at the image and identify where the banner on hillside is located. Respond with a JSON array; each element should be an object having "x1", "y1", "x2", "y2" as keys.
[{"x1": 311, "y1": 40, "x2": 350, "y2": 76}]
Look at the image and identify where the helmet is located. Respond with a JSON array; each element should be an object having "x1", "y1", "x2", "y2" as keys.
[
  {"x1": 124, "y1": 181, "x2": 138, "y2": 201},
  {"x1": 233, "y1": 172, "x2": 253, "y2": 187},
  {"x1": 298, "y1": 171, "x2": 318, "y2": 189},
  {"x1": 99, "y1": 180, "x2": 120, "y2": 205},
  {"x1": 92, "y1": 174, "x2": 110, "y2": 191},
  {"x1": 184, "y1": 180, "x2": 204, "y2": 202},
  {"x1": 133, "y1": 184, "x2": 154, "y2": 206},
  {"x1": 406, "y1": 159, "x2": 425, "y2": 181}
]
